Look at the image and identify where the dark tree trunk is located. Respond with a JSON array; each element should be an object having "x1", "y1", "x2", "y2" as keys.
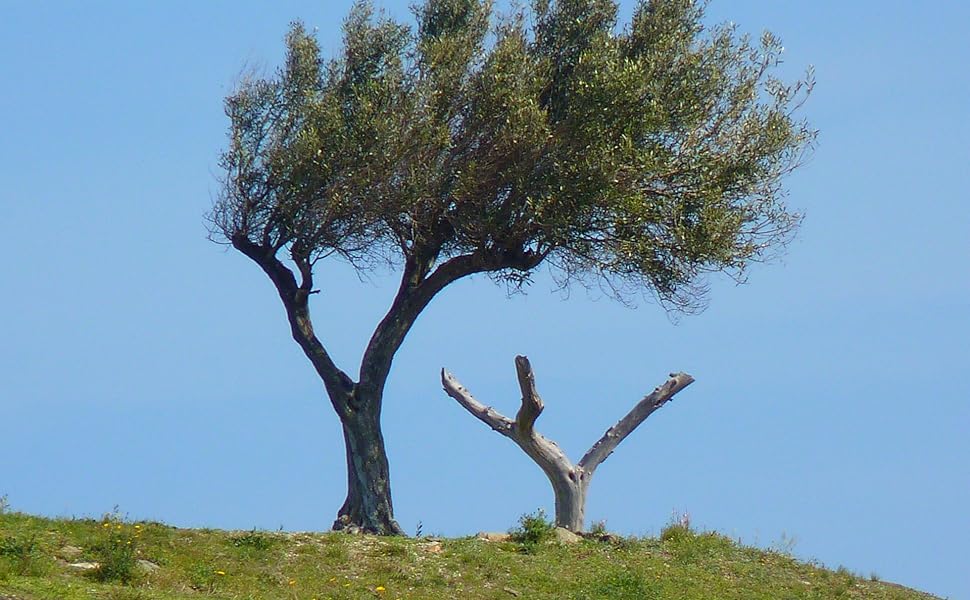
[
  {"x1": 332, "y1": 403, "x2": 403, "y2": 535},
  {"x1": 334, "y1": 428, "x2": 359, "y2": 525},
  {"x1": 231, "y1": 237, "x2": 493, "y2": 535}
]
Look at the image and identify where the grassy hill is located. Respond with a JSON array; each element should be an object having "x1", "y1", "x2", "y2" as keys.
[{"x1": 0, "y1": 511, "x2": 938, "y2": 600}]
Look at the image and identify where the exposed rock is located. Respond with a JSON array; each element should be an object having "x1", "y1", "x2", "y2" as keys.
[
  {"x1": 332, "y1": 515, "x2": 364, "y2": 535},
  {"x1": 137, "y1": 559, "x2": 161, "y2": 572},
  {"x1": 551, "y1": 527, "x2": 582, "y2": 544},
  {"x1": 475, "y1": 532, "x2": 511, "y2": 542},
  {"x1": 68, "y1": 561, "x2": 100, "y2": 570},
  {"x1": 58, "y1": 545, "x2": 83, "y2": 559}
]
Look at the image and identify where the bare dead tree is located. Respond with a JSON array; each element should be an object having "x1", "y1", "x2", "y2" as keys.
[{"x1": 441, "y1": 356, "x2": 694, "y2": 532}]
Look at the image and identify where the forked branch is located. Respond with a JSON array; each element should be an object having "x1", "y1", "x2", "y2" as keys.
[{"x1": 441, "y1": 355, "x2": 694, "y2": 531}]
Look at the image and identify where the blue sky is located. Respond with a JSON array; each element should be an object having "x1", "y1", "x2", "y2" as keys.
[{"x1": 1, "y1": 1, "x2": 967, "y2": 598}]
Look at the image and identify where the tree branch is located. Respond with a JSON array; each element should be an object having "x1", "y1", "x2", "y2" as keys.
[
  {"x1": 231, "y1": 235, "x2": 355, "y2": 412},
  {"x1": 440, "y1": 369, "x2": 515, "y2": 436},
  {"x1": 291, "y1": 248, "x2": 315, "y2": 293},
  {"x1": 232, "y1": 234, "x2": 299, "y2": 296},
  {"x1": 358, "y1": 252, "x2": 485, "y2": 398},
  {"x1": 358, "y1": 242, "x2": 550, "y2": 402},
  {"x1": 577, "y1": 372, "x2": 694, "y2": 474}
]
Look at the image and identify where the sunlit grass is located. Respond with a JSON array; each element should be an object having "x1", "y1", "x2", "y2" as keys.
[{"x1": 0, "y1": 511, "x2": 939, "y2": 599}]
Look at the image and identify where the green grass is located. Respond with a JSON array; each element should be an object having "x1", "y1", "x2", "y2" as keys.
[{"x1": 0, "y1": 511, "x2": 939, "y2": 600}]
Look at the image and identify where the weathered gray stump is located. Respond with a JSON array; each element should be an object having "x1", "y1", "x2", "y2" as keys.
[{"x1": 441, "y1": 356, "x2": 694, "y2": 532}]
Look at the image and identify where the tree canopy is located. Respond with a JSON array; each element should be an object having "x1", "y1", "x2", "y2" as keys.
[{"x1": 211, "y1": 0, "x2": 814, "y2": 313}]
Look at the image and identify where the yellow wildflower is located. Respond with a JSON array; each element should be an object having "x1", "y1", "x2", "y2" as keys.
[
  {"x1": 215, "y1": 570, "x2": 226, "y2": 576},
  {"x1": 288, "y1": 579, "x2": 296, "y2": 586},
  {"x1": 375, "y1": 585, "x2": 386, "y2": 593}
]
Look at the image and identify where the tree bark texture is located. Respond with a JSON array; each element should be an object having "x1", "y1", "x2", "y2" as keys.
[
  {"x1": 441, "y1": 355, "x2": 694, "y2": 532},
  {"x1": 332, "y1": 402, "x2": 403, "y2": 534}
]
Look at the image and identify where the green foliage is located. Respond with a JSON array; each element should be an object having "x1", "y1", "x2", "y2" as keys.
[
  {"x1": 509, "y1": 508, "x2": 555, "y2": 550},
  {"x1": 229, "y1": 528, "x2": 274, "y2": 551},
  {"x1": 660, "y1": 522, "x2": 693, "y2": 543},
  {"x1": 576, "y1": 570, "x2": 659, "y2": 600},
  {"x1": 660, "y1": 509, "x2": 693, "y2": 542},
  {"x1": 211, "y1": 0, "x2": 815, "y2": 313},
  {"x1": 0, "y1": 533, "x2": 47, "y2": 577},
  {"x1": 0, "y1": 495, "x2": 9, "y2": 515},
  {"x1": 0, "y1": 534, "x2": 34, "y2": 558},
  {"x1": 102, "y1": 589, "x2": 149, "y2": 600},
  {"x1": 89, "y1": 517, "x2": 140, "y2": 584},
  {"x1": 376, "y1": 538, "x2": 411, "y2": 558},
  {"x1": 187, "y1": 563, "x2": 222, "y2": 593}
]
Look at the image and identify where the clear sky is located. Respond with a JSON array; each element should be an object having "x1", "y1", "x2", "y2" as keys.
[{"x1": 1, "y1": 1, "x2": 967, "y2": 598}]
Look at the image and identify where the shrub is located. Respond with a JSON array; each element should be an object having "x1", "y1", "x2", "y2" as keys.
[
  {"x1": 509, "y1": 509, "x2": 555, "y2": 552},
  {"x1": 582, "y1": 570, "x2": 659, "y2": 600},
  {"x1": 0, "y1": 533, "x2": 47, "y2": 576},
  {"x1": 230, "y1": 529, "x2": 273, "y2": 551},
  {"x1": 90, "y1": 519, "x2": 140, "y2": 584},
  {"x1": 660, "y1": 523, "x2": 693, "y2": 543}
]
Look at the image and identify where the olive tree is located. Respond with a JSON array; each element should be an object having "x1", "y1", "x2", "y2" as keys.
[{"x1": 209, "y1": 0, "x2": 814, "y2": 535}]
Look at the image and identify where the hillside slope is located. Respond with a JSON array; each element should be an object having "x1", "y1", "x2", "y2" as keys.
[{"x1": 0, "y1": 512, "x2": 939, "y2": 600}]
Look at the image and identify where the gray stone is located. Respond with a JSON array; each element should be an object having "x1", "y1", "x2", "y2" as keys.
[
  {"x1": 137, "y1": 559, "x2": 161, "y2": 572},
  {"x1": 475, "y1": 532, "x2": 511, "y2": 542},
  {"x1": 551, "y1": 527, "x2": 582, "y2": 544}
]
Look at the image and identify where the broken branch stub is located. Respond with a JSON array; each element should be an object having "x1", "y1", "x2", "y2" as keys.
[
  {"x1": 514, "y1": 355, "x2": 543, "y2": 433},
  {"x1": 440, "y1": 355, "x2": 694, "y2": 532}
]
